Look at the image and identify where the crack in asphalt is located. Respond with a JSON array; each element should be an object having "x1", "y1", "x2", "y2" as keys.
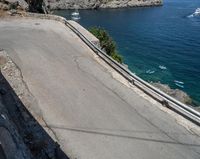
[{"x1": 42, "y1": 118, "x2": 60, "y2": 142}]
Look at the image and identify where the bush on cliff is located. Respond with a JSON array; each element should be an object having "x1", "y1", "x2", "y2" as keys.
[
  {"x1": 26, "y1": 0, "x2": 44, "y2": 13},
  {"x1": 89, "y1": 27, "x2": 123, "y2": 64}
]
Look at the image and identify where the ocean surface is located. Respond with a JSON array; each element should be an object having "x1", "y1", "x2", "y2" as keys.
[{"x1": 54, "y1": 0, "x2": 200, "y2": 106}]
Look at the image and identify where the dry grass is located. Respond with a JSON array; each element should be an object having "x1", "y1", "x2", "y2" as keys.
[{"x1": 0, "y1": 9, "x2": 7, "y2": 17}]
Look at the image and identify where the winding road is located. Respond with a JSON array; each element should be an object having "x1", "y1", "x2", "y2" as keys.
[{"x1": 0, "y1": 17, "x2": 199, "y2": 159}]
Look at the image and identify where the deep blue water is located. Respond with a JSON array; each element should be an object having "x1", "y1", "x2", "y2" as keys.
[{"x1": 54, "y1": 0, "x2": 200, "y2": 105}]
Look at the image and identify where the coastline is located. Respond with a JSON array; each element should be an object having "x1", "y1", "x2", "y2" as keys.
[
  {"x1": 47, "y1": 0, "x2": 163, "y2": 10},
  {"x1": 87, "y1": 26, "x2": 199, "y2": 107},
  {"x1": 52, "y1": 4, "x2": 200, "y2": 108}
]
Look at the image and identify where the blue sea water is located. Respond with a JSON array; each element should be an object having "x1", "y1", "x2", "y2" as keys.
[{"x1": 54, "y1": 0, "x2": 200, "y2": 106}]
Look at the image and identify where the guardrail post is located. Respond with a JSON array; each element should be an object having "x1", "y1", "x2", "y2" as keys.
[
  {"x1": 161, "y1": 100, "x2": 170, "y2": 108},
  {"x1": 131, "y1": 79, "x2": 135, "y2": 85}
]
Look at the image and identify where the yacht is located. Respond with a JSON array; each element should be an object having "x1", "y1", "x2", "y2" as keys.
[
  {"x1": 159, "y1": 65, "x2": 167, "y2": 70},
  {"x1": 188, "y1": 8, "x2": 200, "y2": 17}
]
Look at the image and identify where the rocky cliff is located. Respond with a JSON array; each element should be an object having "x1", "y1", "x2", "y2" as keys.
[
  {"x1": 0, "y1": 0, "x2": 46, "y2": 13},
  {"x1": 47, "y1": 0, "x2": 162, "y2": 10},
  {"x1": 0, "y1": 0, "x2": 162, "y2": 13},
  {"x1": 151, "y1": 82, "x2": 193, "y2": 105},
  {"x1": 0, "y1": 0, "x2": 28, "y2": 11}
]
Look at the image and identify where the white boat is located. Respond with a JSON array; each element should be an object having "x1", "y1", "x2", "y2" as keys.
[
  {"x1": 71, "y1": 11, "x2": 79, "y2": 16},
  {"x1": 159, "y1": 65, "x2": 167, "y2": 70},
  {"x1": 71, "y1": 9, "x2": 80, "y2": 20},
  {"x1": 188, "y1": 8, "x2": 200, "y2": 17}
]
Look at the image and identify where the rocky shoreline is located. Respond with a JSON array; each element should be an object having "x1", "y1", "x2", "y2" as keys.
[
  {"x1": 151, "y1": 82, "x2": 200, "y2": 110},
  {"x1": 47, "y1": 0, "x2": 163, "y2": 10},
  {"x1": 0, "y1": 0, "x2": 163, "y2": 14}
]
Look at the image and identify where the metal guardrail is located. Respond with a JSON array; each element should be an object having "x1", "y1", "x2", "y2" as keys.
[{"x1": 64, "y1": 20, "x2": 200, "y2": 126}]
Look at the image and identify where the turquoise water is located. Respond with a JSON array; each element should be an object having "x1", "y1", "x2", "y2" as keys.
[{"x1": 54, "y1": 0, "x2": 200, "y2": 106}]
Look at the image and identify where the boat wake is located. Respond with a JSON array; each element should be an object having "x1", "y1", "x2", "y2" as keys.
[
  {"x1": 174, "y1": 80, "x2": 184, "y2": 88},
  {"x1": 188, "y1": 8, "x2": 200, "y2": 18},
  {"x1": 146, "y1": 69, "x2": 155, "y2": 74},
  {"x1": 174, "y1": 80, "x2": 184, "y2": 85}
]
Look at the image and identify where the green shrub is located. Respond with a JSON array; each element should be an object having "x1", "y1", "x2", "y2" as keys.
[{"x1": 89, "y1": 27, "x2": 123, "y2": 64}]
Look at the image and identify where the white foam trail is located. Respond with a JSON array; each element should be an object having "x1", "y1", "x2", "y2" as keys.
[
  {"x1": 174, "y1": 80, "x2": 184, "y2": 85},
  {"x1": 175, "y1": 83, "x2": 184, "y2": 88},
  {"x1": 146, "y1": 70, "x2": 155, "y2": 74}
]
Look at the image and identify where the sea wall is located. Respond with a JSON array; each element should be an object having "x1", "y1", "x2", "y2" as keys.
[{"x1": 47, "y1": 0, "x2": 163, "y2": 10}]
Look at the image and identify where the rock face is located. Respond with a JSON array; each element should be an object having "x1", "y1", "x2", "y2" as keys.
[
  {"x1": 0, "y1": 0, "x2": 47, "y2": 13},
  {"x1": 0, "y1": 0, "x2": 28, "y2": 11},
  {"x1": 152, "y1": 82, "x2": 193, "y2": 105},
  {"x1": 0, "y1": 50, "x2": 69, "y2": 159},
  {"x1": 0, "y1": 0, "x2": 162, "y2": 13},
  {"x1": 47, "y1": 0, "x2": 162, "y2": 10}
]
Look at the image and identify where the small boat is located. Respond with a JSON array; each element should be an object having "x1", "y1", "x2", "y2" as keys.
[
  {"x1": 194, "y1": 8, "x2": 200, "y2": 16},
  {"x1": 159, "y1": 65, "x2": 167, "y2": 70},
  {"x1": 71, "y1": 11, "x2": 79, "y2": 16},
  {"x1": 175, "y1": 83, "x2": 184, "y2": 88},
  {"x1": 188, "y1": 8, "x2": 200, "y2": 18},
  {"x1": 174, "y1": 80, "x2": 184, "y2": 85},
  {"x1": 71, "y1": 9, "x2": 80, "y2": 20}
]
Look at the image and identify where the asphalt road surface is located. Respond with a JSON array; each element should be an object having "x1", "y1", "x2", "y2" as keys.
[{"x1": 0, "y1": 18, "x2": 199, "y2": 159}]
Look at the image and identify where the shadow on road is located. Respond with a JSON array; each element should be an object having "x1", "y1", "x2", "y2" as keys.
[{"x1": 0, "y1": 71, "x2": 70, "y2": 159}]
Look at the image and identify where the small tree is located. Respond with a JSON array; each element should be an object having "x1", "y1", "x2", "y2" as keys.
[{"x1": 89, "y1": 27, "x2": 123, "y2": 64}]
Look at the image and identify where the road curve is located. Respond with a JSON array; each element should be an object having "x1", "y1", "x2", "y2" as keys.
[{"x1": 0, "y1": 17, "x2": 199, "y2": 159}]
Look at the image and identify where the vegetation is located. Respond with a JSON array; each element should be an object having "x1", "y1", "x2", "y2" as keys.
[
  {"x1": 89, "y1": 27, "x2": 123, "y2": 64},
  {"x1": 26, "y1": 0, "x2": 44, "y2": 13}
]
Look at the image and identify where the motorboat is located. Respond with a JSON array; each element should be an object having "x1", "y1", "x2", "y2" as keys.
[
  {"x1": 159, "y1": 65, "x2": 167, "y2": 70},
  {"x1": 188, "y1": 8, "x2": 200, "y2": 17},
  {"x1": 71, "y1": 9, "x2": 80, "y2": 20}
]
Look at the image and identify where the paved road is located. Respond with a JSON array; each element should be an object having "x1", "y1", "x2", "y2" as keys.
[{"x1": 0, "y1": 18, "x2": 199, "y2": 159}]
